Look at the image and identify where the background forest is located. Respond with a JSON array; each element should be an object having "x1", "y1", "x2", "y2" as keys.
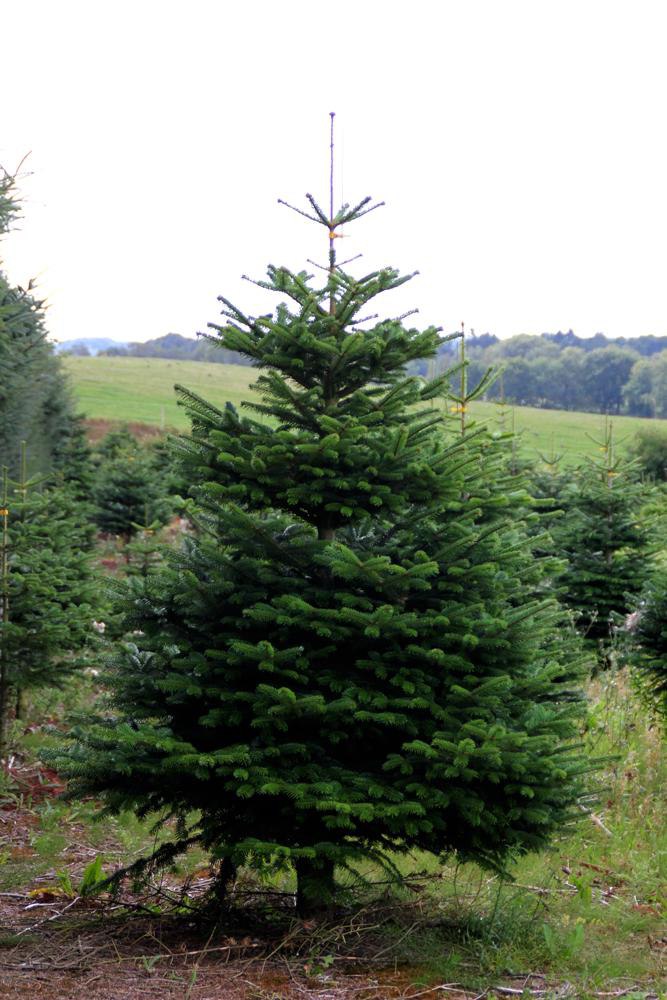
[{"x1": 58, "y1": 327, "x2": 667, "y2": 419}]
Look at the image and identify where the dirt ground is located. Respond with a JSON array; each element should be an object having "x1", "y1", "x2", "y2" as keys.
[
  {"x1": 0, "y1": 788, "x2": 472, "y2": 1000},
  {"x1": 0, "y1": 889, "x2": 483, "y2": 1000}
]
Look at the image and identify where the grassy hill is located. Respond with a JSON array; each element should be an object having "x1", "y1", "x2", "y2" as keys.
[
  {"x1": 63, "y1": 355, "x2": 667, "y2": 463},
  {"x1": 63, "y1": 356, "x2": 255, "y2": 430}
]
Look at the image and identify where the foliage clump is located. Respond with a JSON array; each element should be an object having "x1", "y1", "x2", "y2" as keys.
[
  {"x1": 633, "y1": 426, "x2": 667, "y2": 482},
  {"x1": 54, "y1": 182, "x2": 590, "y2": 913}
]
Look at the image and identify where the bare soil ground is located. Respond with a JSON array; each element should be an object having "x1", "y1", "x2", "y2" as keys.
[
  {"x1": 0, "y1": 766, "x2": 465, "y2": 1000},
  {"x1": 0, "y1": 883, "x2": 474, "y2": 999},
  {"x1": 83, "y1": 418, "x2": 169, "y2": 444},
  {"x1": 0, "y1": 775, "x2": 557, "y2": 1000},
  {"x1": 0, "y1": 880, "x2": 561, "y2": 1000}
]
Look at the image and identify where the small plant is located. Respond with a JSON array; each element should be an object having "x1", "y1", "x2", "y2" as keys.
[
  {"x1": 55, "y1": 869, "x2": 75, "y2": 898},
  {"x1": 139, "y1": 953, "x2": 164, "y2": 974},
  {"x1": 49, "y1": 856, "x2": 106, "y2": 899},
  {"x1": 304, "y1": 952, "x2": 334, "y2": 978},
  {"x1": 542, "y1": 919, "x2": 586, "y2": 961},
  {"x1": 79, "y1": 854, "x2": 106, "y2": 896}
]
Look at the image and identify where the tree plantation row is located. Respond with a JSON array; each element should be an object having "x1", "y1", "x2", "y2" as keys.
[{"x1": 0, "y1": 167, "x2": 666, "y2": 997}]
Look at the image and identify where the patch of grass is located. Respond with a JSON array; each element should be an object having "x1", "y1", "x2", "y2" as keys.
[
  {"x1": 392, "y1": 670, "x2": 667, "y2": 992},
  {"x1": 63, "y1": 355, "x2": 256, "y2": 430},
  {"x1": 63, "y1": 355, "x2": 667, "y2": 465},
  {"x1": 469, "y1": 399, "x2": 667, "y2": 466}
]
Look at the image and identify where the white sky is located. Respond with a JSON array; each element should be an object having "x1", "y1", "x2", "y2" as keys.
[{"x1": 1, "y1": 0, "x2": 666, "y2": 345}]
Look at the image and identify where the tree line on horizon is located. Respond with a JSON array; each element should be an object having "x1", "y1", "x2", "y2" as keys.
[
  {"x1": 63, "y1": 326, "x2": 667, "y2": 419},
  {"x1": 451, "y1": 332, "x2": 667, "y2": 418}
]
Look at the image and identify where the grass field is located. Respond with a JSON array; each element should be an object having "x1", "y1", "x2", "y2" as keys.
[
  {"x1": 63, "y1": 355, "x2": 667, "y2": 464},
  {"x1": 63, "y1": 356, "x2": 256, "y2": 430}
]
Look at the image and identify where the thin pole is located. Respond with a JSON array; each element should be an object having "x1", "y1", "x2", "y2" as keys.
[
  {"x1": 0, "y1": 467, "x2": 10, "y2": 755},
  {"x1": 460, "y1": 322, "x2": 467, "y2": 436},
  {"x1": 328, "y1": 112, "x2": 336, "y2": 315},
  {"x1": 18, "y1": 441, "x2": 27, "y2": 499},
  {"x1": 329, "y1": 111, "x2": 335, "y2": 228}
]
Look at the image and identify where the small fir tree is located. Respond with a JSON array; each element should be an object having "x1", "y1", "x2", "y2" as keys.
[
  {"x1": 55, "y1": 156, "x2": 589, "y2": 913},
  {"x1": 52, "y1": 412, "x2": 96, "y2": 501},
  {"x1": 0, "y1": 457, "x2": 97, "y2": 751},
  {"x1": 626, "y1": 574, "x2": 667, "y2": 729},
  {"x1": 522, "y1": 446, "x2": 571, "y2": 561},
  {"x1": 93, "y1": 427, "x2": 140, "y2": 464},
  {"x1": 124, "y1": 512, "x2": 165, "y2": 578},
  {"x1": 92, "y1": 439, "x2": 171, "y2": 541},
  {"x1": 0, "y1": 169, "x2": 75, "y2": 478},
  {"x1": 551, "y1": 423, "x2": 653, "y2": 663}
]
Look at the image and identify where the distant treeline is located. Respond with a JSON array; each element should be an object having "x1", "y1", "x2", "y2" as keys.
[
  {"x1": 98, "y1": 333, "x2": 252, "y2": 367},
  {"x1": 73, "y1": 327, "x2": 667, "y2": 418},
  {"x1": 414, "y1": 330, "x2": 667, "y2": 418}
]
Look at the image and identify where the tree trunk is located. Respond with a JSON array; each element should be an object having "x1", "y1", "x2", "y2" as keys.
[
  {"x1": 0, "y1": 661, "x2": 8, "y2": 760},
  {"x1": 203, "y1": 857, "x2": 238, "y2": 920},
  {"x1": 295, "y1": 857, "x2": 335, "y2": 917}
]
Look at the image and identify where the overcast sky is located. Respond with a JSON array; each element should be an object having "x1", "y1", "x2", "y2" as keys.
[{"x1": 1, "y1": 0, "x2": 666, "y2": 345}]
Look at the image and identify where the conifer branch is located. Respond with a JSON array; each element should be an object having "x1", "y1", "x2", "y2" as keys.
[
  {"x1": 277, "y1": 198, "x2": 322, "y2": 225},
  {"x1": 305, "y1": 193, "x2": 331, "y2": 226}
]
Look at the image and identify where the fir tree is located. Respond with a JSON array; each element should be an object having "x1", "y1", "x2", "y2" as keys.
[
  {"x1": 52, "y1": 412, "x2": 95, "y2": 501},
  {"x1": 626, "y1": 573, "x2": 667, "y2": 729},
  {"x1": 0, "y1": 456, "x2": 97, "y2": 752},
  {"x1": 55, "y1": 146, "x2": 589, "y2": 913},
  {"x1": 92, "y1": 439, "x2": 171, "y2": 541},
  {"x1": 0, "y1": 168, "x2": 75, "y2": 477},
  {"x1": 551, "y1": 423, "x2": 653, "y2": 662},
  {"x1": 94, "y1": 427, "x2": 139, "y2": 463},
  {"x1": 124, "y1": 512, "x2": 165, "y2": 578}
]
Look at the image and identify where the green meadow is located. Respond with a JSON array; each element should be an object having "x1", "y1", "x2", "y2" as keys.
[{"x1": 63, "y1": 355, "x2": 667, "y2": 463}]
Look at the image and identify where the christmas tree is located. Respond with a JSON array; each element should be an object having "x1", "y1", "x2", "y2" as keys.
[
  {"x1": 92, "y1": 436, "x2": 171, "y2": 541},
  {"x1": 0, "y1": 454, "x2": 97, "y2": 752},
  {"x1": 0, "y1": 168, "x2": 75, "y2": 478},
  {"x1": 626, "y1": 573, "x2": 667, "y2": 728},
  {"x1": 55, "y1": 127, "x2": 589, "y2": 913},
  {"x1": 550, "y1": 422, "x2": 652, "y2": 663}
]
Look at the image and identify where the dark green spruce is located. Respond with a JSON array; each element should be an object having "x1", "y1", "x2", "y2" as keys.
[{"x1": 53, "y1": 183, "x2": 590, "y2": 914}]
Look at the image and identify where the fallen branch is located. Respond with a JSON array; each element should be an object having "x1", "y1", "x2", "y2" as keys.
[
  {"x1": 578, "y1": 804, "x2": 613, "y2": 837},
  {"x1": 16, "y1": 895, "x2": 82, "y2": 937}
]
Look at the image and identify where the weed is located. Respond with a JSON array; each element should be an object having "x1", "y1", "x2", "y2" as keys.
[{"x1": 139, "y1": 953, "x2": 163, "y2": 973}]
